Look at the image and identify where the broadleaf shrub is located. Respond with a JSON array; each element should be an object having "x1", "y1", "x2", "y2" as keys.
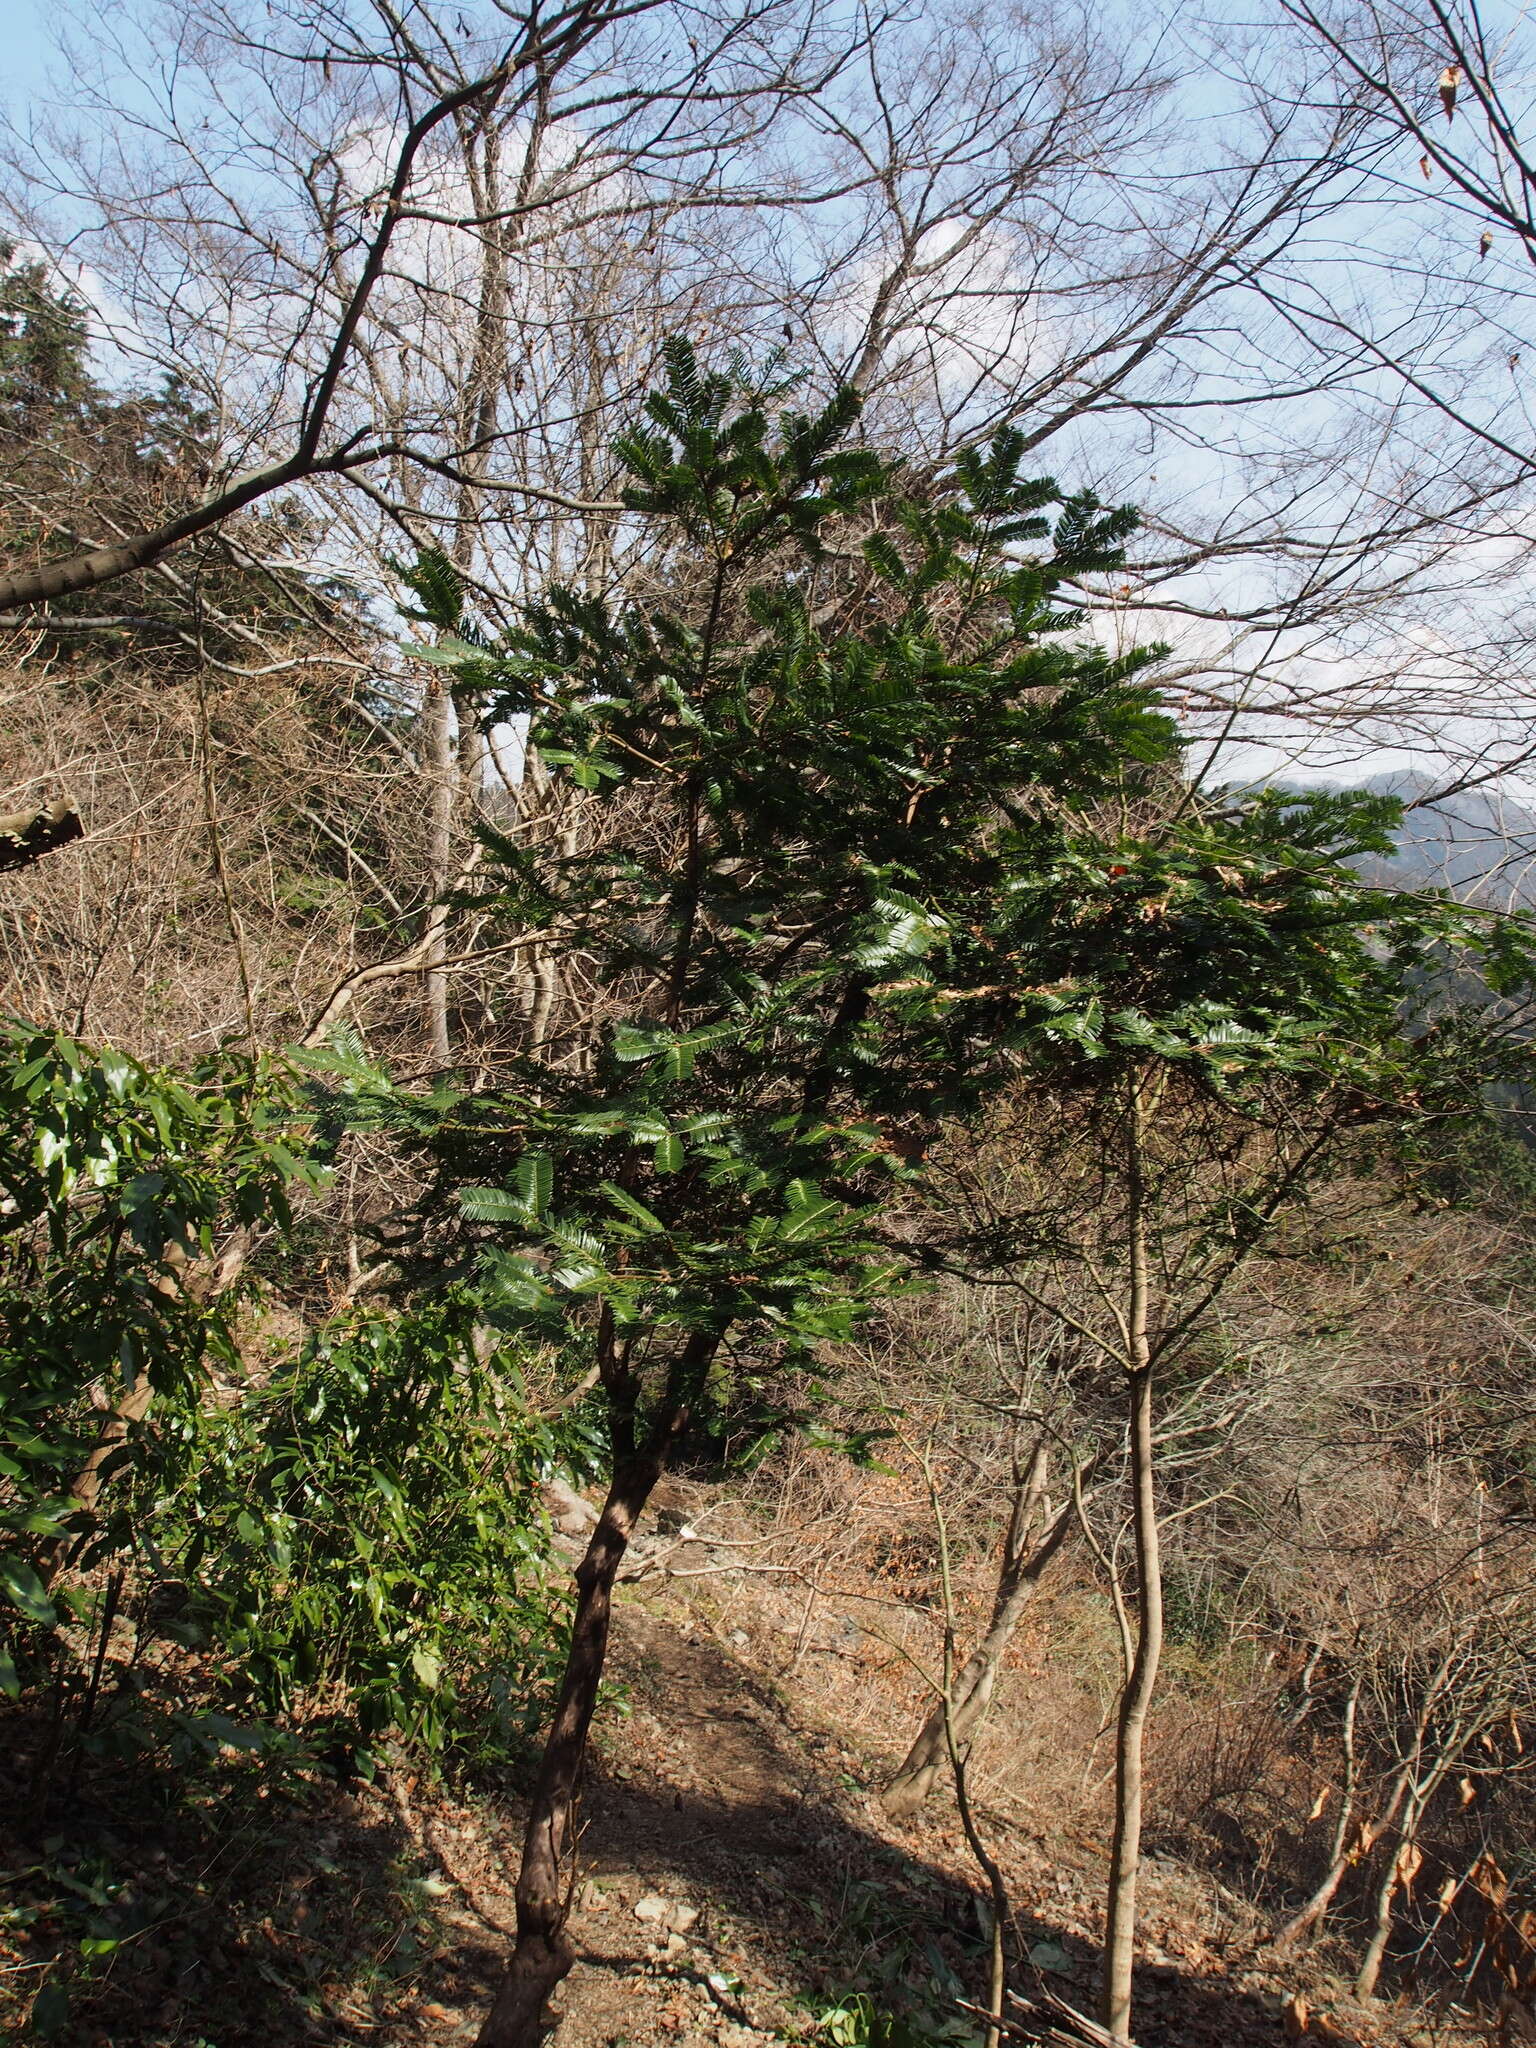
[
  {"x1": 174, "y1": 1305, "x2": 588, "y2": 1760},
  {"x1": 0, "y1": 1021, "x2": 321, "y2": 1689}
]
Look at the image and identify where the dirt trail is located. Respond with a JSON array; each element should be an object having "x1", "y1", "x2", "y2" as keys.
[
  {"x1": 415, "y1": 1594, "x2": 1311, "y2": 2048},
  {"x1": 1, "y1": 1558, "x2": 1443, "y2": 2048}
]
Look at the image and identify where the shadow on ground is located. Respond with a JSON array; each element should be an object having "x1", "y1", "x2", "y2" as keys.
[
  {"x1": 0, "y1": 1695, "x2": 503, "y2": 2047},
  {"x1": 427, "y1": 1604, "x2": 1290, "y2": 2048},
  {"x1": 2, "y1": 1604, "x2": 1296, "y2": 2048}
]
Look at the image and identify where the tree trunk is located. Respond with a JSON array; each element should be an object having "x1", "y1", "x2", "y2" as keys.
[
  {"x1": 1270, "y1": 1677, "x2": 1364, "y2": 1952},
  {"x1": 423, "y1": 678, "x2": 455, "y2": 1068},
  {"x1": 474, "y1": 1448, "x2": 666, "y2": 2047},
  {"x1": 882, "y1": 1445, "x2": 1081, "y2": 1820},
  {"x1": 474, "y1": 1321, "x2": 721, "y2": 2048},
  {"x1": 1354, "y1": 1842, "x2": 1402, "y2": 2002},
  {"x1": 1101, "y1": 1071, "x2": 1160, "y2": 2047},
  {"x1": 1356, "y1": 1751, "x2": 1459, "y2": 2001},
  {"x1": 1100, "y1": 1363, "x2": 1161, "y2": 2044}
]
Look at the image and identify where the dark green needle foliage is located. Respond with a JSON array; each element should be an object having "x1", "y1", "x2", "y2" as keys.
[
  {"x1": 378, "y1": 340, "x2": 1181, "y2": 1446},
  {"x1": 979, "y1": 784, "x2": 1536, "y2": 1110},
  {"x1": 371, "y1": 346, "x2": 1536, "y2": 2039},
  {"x1": 367, "y1": 340, "x2": 1536, "y2": 1484}
]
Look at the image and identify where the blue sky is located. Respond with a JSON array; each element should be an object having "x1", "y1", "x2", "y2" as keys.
[
  {"x1": 2, "y1": 2, "x2": 56, "y2": 119},
  {"x1": 0, "y1": 0, "x2": 1530, "y2": 804}
]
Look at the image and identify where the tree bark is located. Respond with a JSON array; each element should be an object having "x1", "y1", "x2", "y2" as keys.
[
  {"x1": 1273, "y1": 1646, "x2": 1460, "y2": 1979},
  {"x1": 423, "y1": 678, "x2": 455, "y2": 1067},
  {"x1": 1354, "y1": 1834, "x2": 1405, "y2": 2001},
  {"x1": 474, "y1": 1450, "x2": 666, "y2": 2047},
  {"x1": 1355, "y1": 1750, "x2": 1460, "y2": 2001},
  {"x1": 1101, "y1": 1363, "x2": 1161, "y2": 2044},
  {"x1": 475, "y1": 1330, "x2": 716, "y2": 2048},
  {"x1": 1270, "y1": 1677, "x2": 1364, "y2": 1952},
  {"x1": 1101, "y1": 1073, "x2": 1161, "y2": 2047}
]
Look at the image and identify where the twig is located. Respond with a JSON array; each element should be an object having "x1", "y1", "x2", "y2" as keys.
[
  {"x1": 300, "y1": 927, "x2": 552, "y2": 1043},
  {"x1": 926, "y1": 1442, "x2": 1011, "y2": 2048},
  {"x1": 1010, "y1": 1989, "x2": 1130, "y2": 2047}
]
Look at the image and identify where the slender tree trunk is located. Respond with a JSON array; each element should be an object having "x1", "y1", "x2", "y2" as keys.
[
  {"x1": 1271, "y1": 1677, "x2": 1363, "y2": 1952},
  {"x1": 1101, "y1": 1074, "x2": 1161, "y2": 2047},
  {"x1": 1354, "y1": 1843, "x2": 1404, "y2": 2000},
  {"x1": 945, "y1": 1661, "x2": 1012, "y2": 2048},
  {"x1": 1101, "y1": 1364, "x2": 1161, "y2": 2043},
  {"x1": 1356, "y1": 1750, "x2": 1460, "y2": 2000},
  {"x1": 423, "y1": 678, "x2": 455, "y2": 1067},
  {"x1": 924, "y1": 1441, "x2": 1013, "y2": 2048},
  {"x1": 476, "y1": 1331, "x2": 717, "y2": 2048},
  {"x1": 527, "y1": 946, "x2": 558, "y2": 1055},
  {"x1": 474, "y1": 1448, "x2": 667, "y2": 2048},
  {"x1": 883, "y1": 1442, "x2": 1082, "y2": 1820},
  {"x1": 435, "y1": 104, "x2": 514, "y2": 1064},
  {"x1": 1355, "y1": 1797, "x2": 1424, "y2": 2001}
]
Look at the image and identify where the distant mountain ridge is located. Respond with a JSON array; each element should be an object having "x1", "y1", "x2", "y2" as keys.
[{"x1": 1317, "y1": 770, "x2": 1536, "y2": 909}]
